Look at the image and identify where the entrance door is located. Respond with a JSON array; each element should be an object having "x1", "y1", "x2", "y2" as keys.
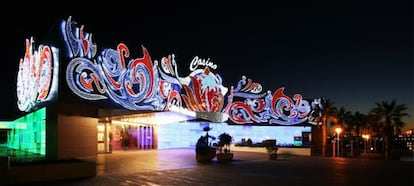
[
  {"x1": 106, "y1": 123, "x2": 155, "y2": 151},
  {"x1": 138, "y1": 126, "x2": 154, "y2": 150}
]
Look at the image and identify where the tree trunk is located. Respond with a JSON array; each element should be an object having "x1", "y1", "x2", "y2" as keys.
[
  {"x1": 384, "y1": 121, "x2": 391, "y2": 160},
  {"x1": 384, "y1": 135, "x2": 389, "y2": 160},
  {"x1": 321, "y1": 116, "x2": 327, "y2": 157}
]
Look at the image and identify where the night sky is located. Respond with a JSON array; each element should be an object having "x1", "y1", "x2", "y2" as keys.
[{"x1": 1, "y1": 1, "x2": 412, "y2": 129}]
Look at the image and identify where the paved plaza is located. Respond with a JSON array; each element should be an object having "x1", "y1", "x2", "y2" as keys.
[{"x1": 15, "y1": 148, "x2": 414, "y2": 186}]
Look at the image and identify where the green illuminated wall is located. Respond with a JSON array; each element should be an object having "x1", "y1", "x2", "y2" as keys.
[{"x1": 8, "y1": 107, "x2": 46, "y2": 155}]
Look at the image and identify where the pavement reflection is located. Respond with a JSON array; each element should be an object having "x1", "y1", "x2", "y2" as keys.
[{"x1": 32, "y1": 148, "x2": 413, "y2": 186}]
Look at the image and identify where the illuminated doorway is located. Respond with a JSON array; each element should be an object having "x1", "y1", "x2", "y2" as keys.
[{"x1": 102, "y1": 122, "x2": 155, "y2": 152}]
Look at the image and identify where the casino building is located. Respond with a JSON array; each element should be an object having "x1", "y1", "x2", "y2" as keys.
[{"x1": 1, "y1": 17, "x2": 322, "y2": 160}]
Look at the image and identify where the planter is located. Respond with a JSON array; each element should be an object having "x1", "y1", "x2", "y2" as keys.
[
  {"x1": 266, "y1": 147, "x2": 278, "y2": 160},
  {"x1": 217, "y1": 152, "x2": 234, "y2": 163},
  {"x1": 196, "y1": 147, "x2": 216, "y2": 163},
  {"x1": 268, "y1": 153, "x2": 278, "y2": 160}
]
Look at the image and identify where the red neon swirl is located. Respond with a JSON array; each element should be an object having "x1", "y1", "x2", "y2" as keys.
[
  {"x1": 130, "y1": 47, "x2": 154, "y2": 98},
  {"x1": 80, "y1": 26, "x2": 89, "y2": 55},
  {"x1": 104, "y1": 70, "x2": 122, "y2": 89},
  {"x1": 117, "y1": 43, "x2": 129, "y2": 70},
  {"x1": 125, "y1": 81, "x2": 136, "y2": 96},
  {"x1": 159, "y1": 80, "x2": 168, "y2": 99},
  {"x1": 37, "y1": 46, "x2": 52, "y2": 100},
  {"x1": 191, "y1": 77, "x2": 204, "y2": 110},
  {"x1": 80, "y1": 75, "x2": 94, "y2": 91},
  {"x1": 271, "y1": 87, "x2": 293, "y2": 117},
  {"x1": 229, "y1": 101, "x2": 260, "y2": 124}
]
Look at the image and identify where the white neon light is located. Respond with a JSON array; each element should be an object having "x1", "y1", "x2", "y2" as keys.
[
  {"x1": 47, "y1": 47, "x2": 59, "y2": 102},
  {"x1": 16, "y1": 38, "x2": 59, "y2": 112},
  {"x1": 189, "y1": 56, "x2": 217, "y2": 71}
]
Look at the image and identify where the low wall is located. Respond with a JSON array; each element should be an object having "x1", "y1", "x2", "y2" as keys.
[{"x1": 231, "y1": 144, "x2": 311, "y2": 156}]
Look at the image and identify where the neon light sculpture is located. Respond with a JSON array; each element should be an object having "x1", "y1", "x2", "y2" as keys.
[
  {"x1": 62, "y1": 16, "x2": 97, "y2": 59},
  {"x1": 17, "y1": 37, "x2": 58, "y2": 112},
  {"x1": 62, "y1": 17, "x2": 228, "y2": 112},
  {"x1": 181, "y1": 68, "x2": 225, "y2": 112},
  {"x1": 157, "y1": 54, "x2": 227, "y2": 112},
  {"x1": 157, "y1": 54, "x2": 182, "y2": 108},
  {"x1": 60, "y1": 16, "x2": 318, "y2": 125},
  {"x1": 63, "y1": 17, "x2": 168, "y2": 110},
  {"x1": 308, "y1": 98, "x2": 323, "y2": 125},
  {"x1": 226, "y1": 76, "x2": 311, "y2": 125}
]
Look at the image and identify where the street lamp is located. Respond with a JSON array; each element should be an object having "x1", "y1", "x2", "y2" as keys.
[
  {"x1": 362, "y1": 134, "x2": 370, "y2": 154},
  {"x1": 335, "y1": 127, "x2": 342, "y2": 157}
]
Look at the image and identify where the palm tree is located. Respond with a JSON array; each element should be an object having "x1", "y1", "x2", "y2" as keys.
[
  {"x1": 348, "y1": 111, "x2": 367, "y2": 156},
  {"x1": 333, "y1": 107, "x2": 351, "y2": 128},
  {"x1": 369, "y1": 100, "x2": 409, "y2": 160},
  {"x1": 217, "y1": 132, "x2": 233, "y2": 153},
  {"x1": 366, "y1": 113, "x2": 381, "y2": 137},
  {"x1": 348, "y1": 111, "x2": 367, "y2": 136},
  {"x1": 365, "y1": 113, "x2": 383, "y2": 153},
  {"x1": 316, "y1": 98, "x2": 337, "y2": 157},
  {"x1": 332, "y1": 107, "x2": 351, "y2": 156}
]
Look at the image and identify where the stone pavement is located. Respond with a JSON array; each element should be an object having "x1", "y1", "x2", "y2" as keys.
[{"x1": 18, "y1": 148, "x2": 414, "y2": 186}]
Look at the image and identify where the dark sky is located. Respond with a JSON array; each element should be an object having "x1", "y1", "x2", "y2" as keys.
[{"x1": 1, "y1": 1, "x2": 412, "y2": 129}]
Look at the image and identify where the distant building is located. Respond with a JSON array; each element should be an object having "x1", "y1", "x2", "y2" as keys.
[{"x1": 395, "y1": 129, "x2": 414, "y2": 151}]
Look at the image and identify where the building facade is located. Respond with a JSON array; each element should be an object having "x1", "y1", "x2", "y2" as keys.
[{"x1": 3, "y1": 16, "x2": 322, "y2": 160}]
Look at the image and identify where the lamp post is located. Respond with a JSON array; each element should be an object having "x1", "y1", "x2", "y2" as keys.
[
  {"x1": 335, "y1": 127, "x2": 342, "y2": 157},
  {"x1": 362, "y1": 134, "x2": 370, "y2": 155}
]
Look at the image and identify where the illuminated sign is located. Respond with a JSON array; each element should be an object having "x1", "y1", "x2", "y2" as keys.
[
  {"x1": 17, "y1": 37, "x2": 59, "y2": 112},
  {"x1": 60, "y1": 16, "x2": 318, "y2": 125},
  {"x1": 189, "y1": 56, "x2": 217, "y2": 71},
  {"x1": 180, "y1": 68, "x2": 227, "y2": 112},
  {"x1": 62, "y1": 17, "x2": 167, "y2": 110},
  {"x1": 61, "y1": 17, "x2": 228, "y2": 113},
  {"x1": 225, "y1": 76, "x2": 311, "y2": 125}
]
